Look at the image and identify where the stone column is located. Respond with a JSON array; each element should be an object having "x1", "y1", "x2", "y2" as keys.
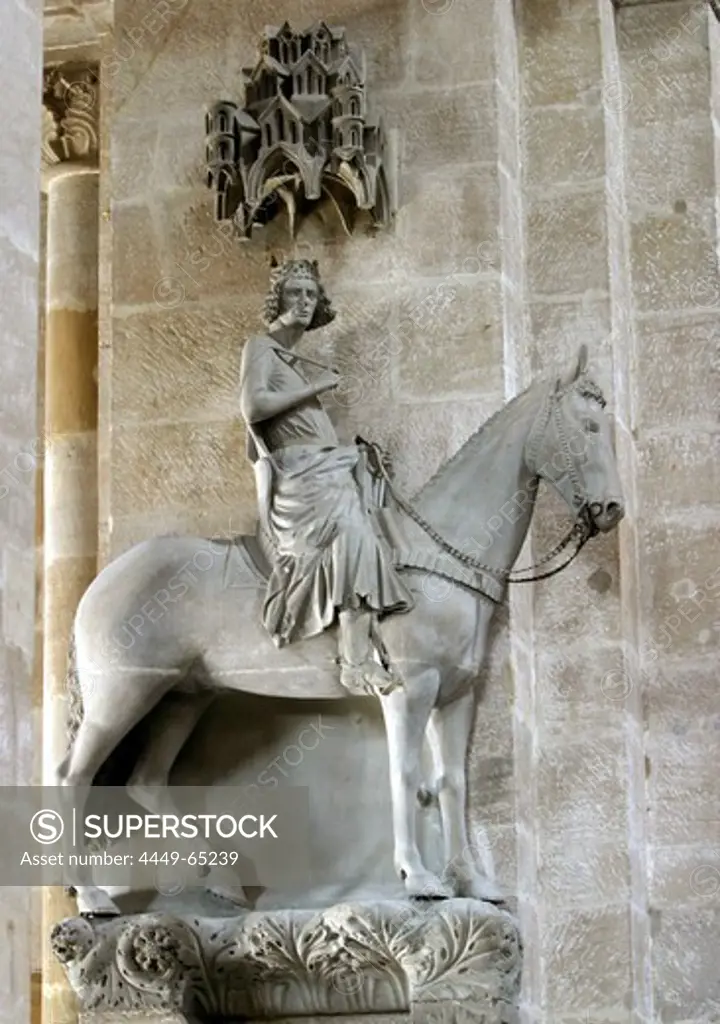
[{"x1": 41, "y1": 64, "x2": 100, "y2": 1024}]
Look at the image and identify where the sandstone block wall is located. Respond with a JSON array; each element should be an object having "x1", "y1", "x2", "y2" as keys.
[
  {"x1": 102, "y1": 1, "x2": 719, "y2": 1021},
  {"x1": 103, "y1": 0, "x2": 511, "y2": 559}
]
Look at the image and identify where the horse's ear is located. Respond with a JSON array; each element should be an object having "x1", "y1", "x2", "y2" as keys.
[
  {"x1": 575, "y1": 343, "x2": 588, "y2": 378},
  {"x1": 560, "y1": 344, "x2": 588, "y2": 387}
]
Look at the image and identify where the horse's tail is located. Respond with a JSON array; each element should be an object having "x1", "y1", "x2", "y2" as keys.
[{"x1": 65, "y1": 631, "x2": 84, "y2": 748}]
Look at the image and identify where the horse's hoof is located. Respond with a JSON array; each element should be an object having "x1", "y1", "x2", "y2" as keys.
[
  {"x1": 206, "y1": 885, "x2": 249, "y2": 910},
  {"x1": 401, "y1": 870, "x2": 454, "y2": 901},
  {"x1": 77, "y1": 897, "x2": 122, "y2": 917},
  {"x1": 452, "y1": 872, "x2": 505, "y2": 904}
]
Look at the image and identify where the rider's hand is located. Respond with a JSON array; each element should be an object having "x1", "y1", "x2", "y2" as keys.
[
  {"x1": 277, "y1": 309, "x2": 300, "y2": 328},
  {"x1": 270, "y1": 305, "x2": 305, "y2": 332},
  {"x1": 314, "y1": 369, "x2": 340, "y2": 394}
]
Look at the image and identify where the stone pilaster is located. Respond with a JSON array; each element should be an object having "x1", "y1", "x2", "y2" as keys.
[
  {"x1": 42, "y1": 61, "x2": 100, "y2": 1024},
  {"x1": 517, "y1": 2, "x2": 633, "y2": 1020},
  {"x1": 492, "y1": 3, "x2": 539, "y2": 1018},
  {"x1": 711, "y1": 7, "x2": 720, "y2": 251},
  {"x1": 598, "y1": 3, "x2": 652, "y2": 1019},
  {"x1": 614, "y1": 4, "x2": 720, "y2": 1020}
]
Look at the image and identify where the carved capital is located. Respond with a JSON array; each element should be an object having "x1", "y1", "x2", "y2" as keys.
[
  {"x1": 51, "y1": 900, "x2": 521, "y2": 1021},
  {"x1": 43, "y1": 64, "x2": 99, "y2": 170}
]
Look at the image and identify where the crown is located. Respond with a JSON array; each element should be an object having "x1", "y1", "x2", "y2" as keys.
[{"x1": 269, "y1": 257, "x2": 320, "y2": 282}]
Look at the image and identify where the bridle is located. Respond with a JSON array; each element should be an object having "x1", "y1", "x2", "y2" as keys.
[{"x1": 372, "y1": 379, "x2": 599, "y2": 587}]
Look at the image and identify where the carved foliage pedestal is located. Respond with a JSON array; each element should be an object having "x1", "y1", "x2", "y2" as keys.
[{"x1": 51, "y1": 899, "x2": 521, "y2": 1024}]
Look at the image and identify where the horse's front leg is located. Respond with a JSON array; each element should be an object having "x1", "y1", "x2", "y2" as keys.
[
  {"x1": 380, "y1": 667, "x2": 452, "y2": 899},
  {"x1": 427, "y1": 690, "x2": 504, "y2": 902}
]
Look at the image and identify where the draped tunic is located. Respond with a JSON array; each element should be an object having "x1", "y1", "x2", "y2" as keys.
[{"x1": 240, "y1": 335, "x2": 412, "y2": 645}]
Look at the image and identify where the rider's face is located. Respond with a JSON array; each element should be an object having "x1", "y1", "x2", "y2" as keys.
[{"x1": 280, "y1": 277, "x2": 319, "y2": 330}]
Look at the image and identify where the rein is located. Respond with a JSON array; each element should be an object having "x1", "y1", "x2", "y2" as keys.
[{"x1": 366, "y1": 383, "x2": 598, "y2": 588}]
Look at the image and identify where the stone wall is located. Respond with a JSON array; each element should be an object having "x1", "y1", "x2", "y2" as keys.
[
  {"x1": 103, "y1": 0, "x2": 509, "y2": 559},
  {"x1": 102, "y1": 0, "x2": 719, "y2": 1021},
  {"x1": 0, "y1": 0, "x2": 43, "y2": 1022}
]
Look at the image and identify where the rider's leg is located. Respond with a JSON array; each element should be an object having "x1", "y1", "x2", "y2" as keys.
[{"x1": 338, "y1": 607, "x2": 401, "y2": 697}]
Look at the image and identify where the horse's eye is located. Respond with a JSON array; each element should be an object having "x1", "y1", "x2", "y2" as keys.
[{"x1": 584, "y1": 418, "x2": 600, "y2": 434}]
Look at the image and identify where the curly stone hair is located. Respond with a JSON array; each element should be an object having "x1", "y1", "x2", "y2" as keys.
[{"x1": 262, "y1": 258, "x2": 336, "y2": 331}]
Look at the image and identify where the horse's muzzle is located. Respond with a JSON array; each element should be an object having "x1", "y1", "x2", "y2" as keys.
[{"x1": 590, "y1": 499, "x2": 625, "y2": 532}]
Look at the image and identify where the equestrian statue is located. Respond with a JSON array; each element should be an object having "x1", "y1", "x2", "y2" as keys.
[{"x1": 57, "y1": 259, "x2": 625, "y2": 915}]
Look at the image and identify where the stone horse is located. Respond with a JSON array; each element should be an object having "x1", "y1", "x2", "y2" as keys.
[{"x1": 57, "y1": 345, "x2": 624, "y2": 915}]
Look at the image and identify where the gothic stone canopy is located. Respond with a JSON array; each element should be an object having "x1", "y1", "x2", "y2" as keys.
[{"x1": 205, "y1": 22, "x2": 393, "y2": 239}]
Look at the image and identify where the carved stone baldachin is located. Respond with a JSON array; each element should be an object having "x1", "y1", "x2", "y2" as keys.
[
  {"x1": 52, "y1": 900, "x2": 520, "y2": 1022},
  {"x1": 43, "y1": 63, "x2": 99, "y2": 168},
  {"x1": 205, "y1": 21, "x2": 394, "y2": 238}
]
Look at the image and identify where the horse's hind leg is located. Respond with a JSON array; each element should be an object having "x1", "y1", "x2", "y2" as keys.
[
  {"x1": 426, "y1": 690, "x2": 504, "y2": 902},
  {"x1": 126, "y1": 692, "x2": 249, "y2": 909},
  {"x1": 58, "y1": 668, "x2": 176, "y2": 915},
  {"x1": 126, "y1": 691, "x2": 215, "y2": 808}
]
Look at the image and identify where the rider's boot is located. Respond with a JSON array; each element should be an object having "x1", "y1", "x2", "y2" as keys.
[{"x1": 338, "y1": 608, "x2": 402, "y2": 697}]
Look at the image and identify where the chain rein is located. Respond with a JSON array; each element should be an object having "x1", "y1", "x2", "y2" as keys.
[{"x1": 369, "y1": 387, "x2": 594, "y2": 585}]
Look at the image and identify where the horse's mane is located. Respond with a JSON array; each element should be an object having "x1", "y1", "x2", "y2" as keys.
[
  {"x1": 414, "y1": 377, "x2": 544, "y2": 501},
  {"x1": 414, "y1": 371, "x2": 605, "y2": 502}
]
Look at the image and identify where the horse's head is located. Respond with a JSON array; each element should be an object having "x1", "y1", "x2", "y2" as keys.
[{"x1": 525, "y1": 345, "x2": 625, "y2": 534}]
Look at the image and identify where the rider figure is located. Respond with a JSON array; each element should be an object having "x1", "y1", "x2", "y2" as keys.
[{"x1": 240, "y1": 258, "x2": 413, "y2": 696}]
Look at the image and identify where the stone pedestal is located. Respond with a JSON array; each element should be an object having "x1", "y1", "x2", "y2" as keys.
[{"x1": 51, "y1": 901, "x2": 520, "y2": 1024}]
